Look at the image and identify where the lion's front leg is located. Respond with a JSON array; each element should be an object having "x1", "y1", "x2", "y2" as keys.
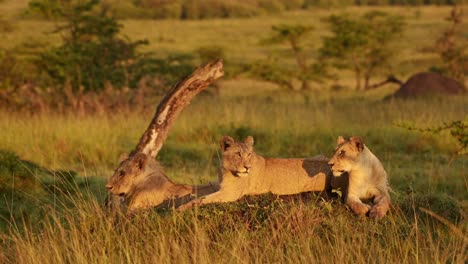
[
  {"x1": 346, "y1": 195, "x2": 371, "y2": 216},
  {"x1": 176, "y1": 190, "x2": 241, "y2": 211},
  {"x1": 369, "y1": 192, "x2": 390, "y2": 220},
  {"x1": 126, "y1": 200, "x2": 152, "y2": 217}
]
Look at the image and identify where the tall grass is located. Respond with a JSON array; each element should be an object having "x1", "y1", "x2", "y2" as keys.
[
  {"x1": 0, "y1": 192, "x2": 466, "y2": 263},
  {"x1": 0, "y1": 90, "x2": 466, "y2": 262},
  {"x1": 1, "y1": 94, "x2": 465, "y2": 171}
]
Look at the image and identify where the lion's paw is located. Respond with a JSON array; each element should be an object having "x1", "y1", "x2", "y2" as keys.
[
  {"x1": 369, "y1": 204, "x2": 388, "y2": 220},
  {"x1": 350, "y1": 202, "x2": 371, "y2": 216}
]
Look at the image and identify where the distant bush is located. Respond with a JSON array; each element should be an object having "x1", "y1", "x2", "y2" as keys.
[
  {"x1": 0, "y1": 17, "x2": 22, "y2": 88},
  {"x1": 30, "y1": 0, "x2": 154, "y2": 92},
  {"x1": 135, "y1": 0, "x2": 183, "y2": 19},
  {"x1": 304, "y1": 0, "x2": 354, "y2": 7},
  {"x1": 0, "y1": 53, "x2": 25, "y2": 88},
  {"x1": 196, "y1": 45, "x2": 225, "y2": 63},
  {"x1": 25, "y1": 0, "x2": 199, "y2": 94},
  {"x1": 432, "y1": 5, "x2": 467, "y2": 86},
  {"x1": 26, "y1": 0, "x2": 468, "y2": 20},
  {"x1": 0, "y1": 16, "x2": 13, "y2": 33},
  {"x1": 258, "y1": 0, "x2": 285, "y2": 13},
  {"x1": 281, "y1": 0, "x2": 306, "y2": 9},
  {"x1": 103, "y1": 0, "x2": 155, "y2": 19},
  {"x1": 182, "y1": 0, "x2": 260, "y2": 19}
]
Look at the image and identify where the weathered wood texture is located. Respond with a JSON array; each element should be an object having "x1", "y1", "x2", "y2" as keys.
[{"x1": 131, "y1": 59, "x2": 224, "y2": 158}]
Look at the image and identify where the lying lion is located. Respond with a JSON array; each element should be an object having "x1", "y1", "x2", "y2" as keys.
[
  {"x1": 177, "y1": 136, "x2": 332, "y2": 210},
  {"x1": 328, "y1": 136, "x2": 391, "y2": 220},
  {"x1": 105, "y1": 152, "x2": 219, "y2": 215}
]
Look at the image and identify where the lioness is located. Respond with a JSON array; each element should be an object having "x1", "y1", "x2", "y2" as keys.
[
  {"x1": 106, "y1": 152, "x2": 219, "y2": 215},
  {"x1": 328, "y1": 136, "x2": 391, "y2": 220},
  {"x1": 177, "y1": 135, "x2": 331, "y2": 210}
]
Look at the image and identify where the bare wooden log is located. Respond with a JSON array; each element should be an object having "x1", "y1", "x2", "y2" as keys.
[{"x1": 131, "y1": 59, "x2": 224, "y2": 158}]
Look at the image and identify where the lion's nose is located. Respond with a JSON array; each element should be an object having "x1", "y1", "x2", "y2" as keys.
[
  {"x1": 106, "y1": 184, "x2": 113, "y2": 190},
  {"x1": 245, "y1": 165, "x2": 251, "y2": 170}
]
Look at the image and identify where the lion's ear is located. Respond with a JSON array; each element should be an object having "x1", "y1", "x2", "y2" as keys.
[
  {"x1": 350, "y1": 136, "x2": 364, "y2": 152},
  {"x1": 221, "y1": 136, "x2": 235, "y2": 151},
  {"x1": 118, "y1": 153, "x2": 129, "y2": 163},
  {"x1": 337, "y1": 136, "x2": 346, "y2": 145},
  {"x1": 133, "y1": 152, "x2": 148, "y2": 171},
  {"x1": 244, "y1": 136, "x2": 254, "y2": 146}
]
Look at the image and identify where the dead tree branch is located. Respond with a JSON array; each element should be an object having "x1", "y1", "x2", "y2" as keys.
[
  {"x1": 131, "y1": 59, "x2": 224, "y2": 158},
  {"x1": 366, "y1": 75, "x2": 403, "y2": 90}
]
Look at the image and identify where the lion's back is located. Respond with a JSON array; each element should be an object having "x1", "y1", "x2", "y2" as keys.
[{"x1": 258, "y1": 158, "x2": 330, "y2": 194}]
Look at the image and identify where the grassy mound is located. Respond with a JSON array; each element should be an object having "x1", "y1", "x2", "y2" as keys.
[{"x1": 0, "y1": 150, "x2": 104, "y2": 231}]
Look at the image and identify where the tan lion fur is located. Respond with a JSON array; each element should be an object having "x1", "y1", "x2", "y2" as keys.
[
  {"x1": 106, "y1": 152, "x2": 219, "y2": 215},
  {"x1": 328, "y1": 136, "x2": 391, "y2": 220},
  {"x1": 177, "y1": 136, "x2": 331, "y2": 210}
]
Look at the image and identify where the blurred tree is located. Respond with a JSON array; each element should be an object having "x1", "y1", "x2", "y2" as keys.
[
  {"x1": 193, "y1": 45, "x2": 225, "y2": 95},
  {"x1": 261, "y1": 24, "x2": 325, "y2": 90},
  {"x1": 0, "y1": 16, "x2": 13, "y2": 33},
  {"x1": 320, "y1": 11, "x2": 404, "y2": 90},
  {"x1": 433, "y1": 5, "x2": 467, "y2": 86},
  {"x1": 29, "y1": 0, "x2": 152, "y2": 91},
  {"x1": 280, "y1": 0, "x2": 305, "y2": 9},
  {"x1": 132, "y1": 0, "x2": 183, "y2": 19},
  {"x1": 0, "y1": 16, "x2": 20, "y2": 88},
  {"x1": 196, "y1": 45, "x2": 224, "y2": 63},
  {"x1": 250, "y1": 56, "x2": 295, "y2": 90}
]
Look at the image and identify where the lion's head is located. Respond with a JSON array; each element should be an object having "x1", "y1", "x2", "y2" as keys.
[
  {"x1": 328, "y1": 136, "x2": 365, "y2": 177},
  {"x1": 220, "y1": 135, "x2": 255, "y2": 178},
  {"x1": 106, "y1": 152, "x2": 152, "y2": 196}
]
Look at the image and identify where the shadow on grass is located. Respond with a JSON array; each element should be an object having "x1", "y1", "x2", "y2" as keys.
[{"x1": 0, "y1": 149, "x2": 105, "y2": 232}]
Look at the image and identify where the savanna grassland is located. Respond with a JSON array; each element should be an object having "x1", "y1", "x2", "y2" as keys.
[
  {"x1": 1, "y1": 94, "x2": 466, "y2": 263},
  {"x1": 0, "y1": 1, "x2": 467, "y2": 263}
]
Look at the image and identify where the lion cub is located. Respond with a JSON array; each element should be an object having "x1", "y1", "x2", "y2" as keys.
[
  {"x1": 177, "y1": 135, "x2": 331, "y2": 210},
  {"x1": 328, "y1": 136, "x2": 391, "y2": 220}
]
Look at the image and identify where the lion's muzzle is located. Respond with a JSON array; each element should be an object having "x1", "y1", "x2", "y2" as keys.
[
  {"x1": 235, "y1": 167, "x2": 250, "y2": 177},
  {"x1": 106, "y1": 184, "x2": 126, "y2": 196},
  {"x1": 331, "y1": 169, "x2": 345, "y2": 177}
]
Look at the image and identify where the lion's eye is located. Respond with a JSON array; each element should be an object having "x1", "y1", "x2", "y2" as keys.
[
  {"x1": 248, "y1": 152, "x2": 251, "y2": 157},
  {"x1": 119, "y1": 170, "x2": 125, "y2": 177},
  {"x1": 236, "y1": 152, "x2": 241, "y2": 157},
  {"x1": 339, "y1": 150, "x2": 345, "y2": 157}
]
